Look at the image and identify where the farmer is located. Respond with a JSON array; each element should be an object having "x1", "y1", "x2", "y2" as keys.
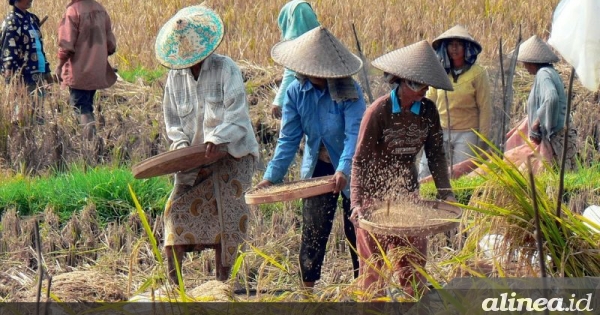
[
  {"x1": 270, "y1": 0, "x2": 320, "y2": 119},
  {"x1": 56, "y1": 0, "x2": 117, "y2": 141},
  {"x1": 256, "y1": 26, "x2": 365, "y2": 290},
  {"x1": 419, "y1": 25, "x2": 491, "y2": 180},
  {"x1": 510, "y1": 35, "x2": 577, "y2": 170},
  {"x1": 1, "y1": 0, "x2": 52, "y2": 124},
  {"x1": 350, "y1": 40, "x2": 457, "y2": 299},
  {"x1": 155, "y1": 5, "x2": 259, "y2": 285}
]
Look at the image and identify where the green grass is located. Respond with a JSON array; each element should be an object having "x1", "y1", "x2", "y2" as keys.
[
  {"x1": 0, "y1": 165, "x2": 171, "y2": 222},
  {"x1": 117, "y1": 66, "x2": 168, "y2": 84},
  {"x1": 420, "y1": 160, "x2": 600, "y2": 204}
]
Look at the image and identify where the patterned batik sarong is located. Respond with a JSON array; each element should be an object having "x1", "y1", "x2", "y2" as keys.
[
  {"x1": 164, "y1": 155, "x2": 255, "y2": 267},
  {"x1": 548, "y1": 127, "x2": 578, "y2": 171}
]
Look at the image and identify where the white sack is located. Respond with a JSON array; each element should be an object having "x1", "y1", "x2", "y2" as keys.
[{"x1": 548, "y1": 0, "x2": 600, "y2": 91}]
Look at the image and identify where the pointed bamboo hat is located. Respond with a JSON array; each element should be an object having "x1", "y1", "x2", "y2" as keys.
[
  {"x1": 271, "y1": 26, "x2": 363, "y2": 78},
  {"x1": 372, "y1": 40, "x2": 454, "y2": 91},
  {"x1": 155, "y1": 6, "x2": 224, "y2": 69},
  {"x1": 516, "y1": 35, "x2": 560, "y2": 64},
  {"x1": 432, "y1": 24, "x2": 482, "y2": 53}
]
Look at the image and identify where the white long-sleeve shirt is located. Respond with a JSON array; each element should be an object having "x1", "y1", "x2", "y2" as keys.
[{"x1": 163, "y1": 54, "x2": 259, "y2": 185}]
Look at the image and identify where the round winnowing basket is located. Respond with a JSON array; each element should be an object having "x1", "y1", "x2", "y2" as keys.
[
  {"x1": 245, "y1": 176, "x2": 335, "y2": 205},
  {"x1": 132, "y1": 145, "x2": 227, "y2": 179},
  {"x1": 358, "y1": 200, "x2": 462, "y2": 237}
]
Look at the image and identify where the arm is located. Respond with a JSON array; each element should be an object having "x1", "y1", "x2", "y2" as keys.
[
  {"x1": 424, "y1": 103, "x2": 454, "y2": 200},
  {"x1": 475, "y1": 68, "x2": 492, "y2": 141},
  {"x1": 56, "y1": 8, "x2": 79, "y2": 79},
  {"x1": 350, "y1": 104, "x2": 380, "y2": 211},
  {"x1": 271, "y1": 68, "x2": 296, "y2": 119},
  {"x1": 273, "y1": 68, "x2": 296, "y2": 107},
  {"x1": 425, "y1": 87, "x2": 438, "y2": 104},
  {"x1": 1, "y1": 18, "x2": 23, "y2": 82},
  {"x1": 163, "y1": 72, "x2": 190, "y2": 150},
  {"x1": 338, "y1": 82, "x2": 366, "y2": 177},
  {"x1": 263, "y1": 86, "x2": 304, "y2": 183},
  {"x1": 104, "y1": 10, "x2": 116, "y2": 56},
  {"x1": 535, "y1": 77, "x2": 560, "y2": 140},
  {"x1": 204, "y1": 60, "x2": 251, "y2": 145}
]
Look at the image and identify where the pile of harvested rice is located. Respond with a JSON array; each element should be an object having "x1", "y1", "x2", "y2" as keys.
[{"x1": 21, "y1": 270, "x2": 127, "y2": 302}]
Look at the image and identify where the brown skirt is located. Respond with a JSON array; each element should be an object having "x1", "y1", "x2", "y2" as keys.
[{"x1": 163, "y1": 154, "x2": 255, "y2": 267}]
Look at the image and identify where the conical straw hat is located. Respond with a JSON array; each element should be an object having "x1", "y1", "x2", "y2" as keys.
[
  {"x1": 271, "y1": 26, "x2": 362, "y2": 78},
  {"x1": 155, "y1": 6, "x2": 224, "y2": 69},
  {"x1": 371, "y1": 40, "x2": 453, "y2": 91},
  {"x1": 517, "y1": 35, "x2": 560, "y2": 64},
  {"x1": 432, "y1": 25, "x2": 482, "y2": 53}
]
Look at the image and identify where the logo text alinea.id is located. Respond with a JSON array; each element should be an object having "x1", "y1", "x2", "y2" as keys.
[{"x1": 482, "y1": 292, "x2": 594, "y2": 312}]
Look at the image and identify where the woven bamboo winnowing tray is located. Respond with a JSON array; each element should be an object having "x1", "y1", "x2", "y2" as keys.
[
  {"x1": 358, "y1": 200, "x2": 462, "y2": 237},
  {"x1": 132, "y1": 145, "x2": 227, "y2": 179},
  {"x1": 245, "y1": 176, "x2": 335, "y2": 205}
]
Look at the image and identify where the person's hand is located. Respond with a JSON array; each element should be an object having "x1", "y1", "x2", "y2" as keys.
[
  {"x1": 43, "y1": 72, "x2": 55, "y2": 84},
  {"x1": 205, "y1": 142, "x2": 222, "y2": 158},
  {"x1": 271, "y1": 105, "x2": 282, "y2": 119},
  {"x1": 531, "y1": 119, "x2": 541, "y2": 133},
  {"x1": 330, "y1": 171, "x2": 347, "y2": 194},
  {"x1": 529, "y1": 134, "x2": 542, "y2": 145},
  {"x1": 255, "y1": 180, "x2": 273, "y2": 189},
  {"x1": 54, "y1": 65, "x2": 63, "y2": 83},
  {"x1": 349, "y1": 206, "x2": 364, "y2": 226}
]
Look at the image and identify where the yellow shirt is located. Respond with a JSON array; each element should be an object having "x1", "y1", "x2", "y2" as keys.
[{"x1": 426, "y1": 64, "x2": 491, "y2": 138}]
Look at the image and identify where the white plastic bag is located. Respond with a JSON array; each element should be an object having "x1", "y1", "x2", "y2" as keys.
[{"x1": 548, "y1": 0, "x2": 600, "y2": 92}]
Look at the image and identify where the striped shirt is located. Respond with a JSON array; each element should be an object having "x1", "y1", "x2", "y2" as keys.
[{"x1": 163, "y1": 54, "x2": 259, "y2": 160}]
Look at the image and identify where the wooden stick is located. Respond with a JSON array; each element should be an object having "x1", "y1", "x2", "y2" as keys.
[
  {"x1": 500, "y1": 25, "x2": 523, "y2": 152},
  {"x1": 556, "y1": 66, "x2": 576, "y2": 219},
  {"x1": 527, "y1": 155, "x2": 547, "y2": 278},
  {"x1": 39, "y1": 15, "x2": 48, "y2": 27},
  {"x1": 444, "y1": 91, "x2": 453, "y2": 176},
  {"x1": 352, "y1": 23, "x2": 374, "y2": 104},
  {"x1": 34, "y1": 221, "x2": 43, "y2": 315},
  {"x1": 386, "y1": 199, "x2": 390, "y2": 217},
  {"x1": 44, "y1": 276, "x2": 52, "y2": 315}
]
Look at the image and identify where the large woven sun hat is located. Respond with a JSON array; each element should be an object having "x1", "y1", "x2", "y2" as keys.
[
  {"x1": 155, "y1": 5, "x2": 224, "y2": 69},
  {"x1": 270, "y1": 26, "x2": 362, "y2": 78},
  {"x1": 516, "y1": 35, "x2": 560, "y2": 64},
  {"x1": 431, "y1": 24, "x2": 482, "y2": 53},
  {"x1": 372, "y1": 40, "x2": 454, "y2": 91}
]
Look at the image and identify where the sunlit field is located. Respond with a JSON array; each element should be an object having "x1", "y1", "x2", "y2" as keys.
[{"x1": 1, "y1": 0, "x2": 599, "y2": 306}]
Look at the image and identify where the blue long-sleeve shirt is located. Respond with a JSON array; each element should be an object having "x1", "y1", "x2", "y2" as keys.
[{"x1": 263, "y1": 79, "x2": 365, "y2": 197}]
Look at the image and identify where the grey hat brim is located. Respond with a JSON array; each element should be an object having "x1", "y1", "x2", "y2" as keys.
[
  {"x1": 271, "y1": 26, "x2": 363, "y2": 79},
  {"x1": 372, "y1": 40, "x2": 454, "y2": 91},
  {"x1": 516, "y1": 35, "x2": 560, "y2": 64},
  {"x1": 431, "y1": 25, "x2": 482, "y2": 53}
]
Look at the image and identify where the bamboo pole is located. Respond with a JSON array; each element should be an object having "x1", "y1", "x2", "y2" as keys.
[
  {"x1": 500, "y1": 26, "x2": 522, "y2": 152},
  {"x1": 556, "y1": 66, "x2": 576, "y2": 219},
  {"x1": 527, "y1": 156, "x2": 547, "y2": 278},
  {"x1": 352, "y1": 23, "x2": 374, "y2": 104}
]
